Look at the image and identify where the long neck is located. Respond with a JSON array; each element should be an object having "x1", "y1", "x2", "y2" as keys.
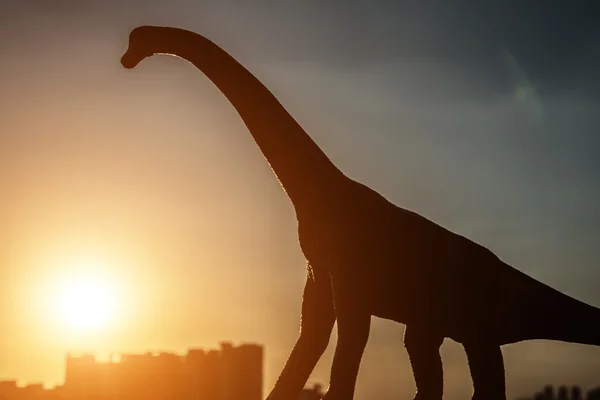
[{"x1": 148, "y1": 27, "x2": 347, "y2": 209}]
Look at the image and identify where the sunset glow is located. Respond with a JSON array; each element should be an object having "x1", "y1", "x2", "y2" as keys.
[
  {"x1": 48, "y1": 268, "x2": 119, "y2": 333},
  {"x1": 58, "y1": 277, "x2": 114, "y2": 331}
]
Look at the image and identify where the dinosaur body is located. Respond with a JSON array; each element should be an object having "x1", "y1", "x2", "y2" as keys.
[
  {"x1": 299, "y1": 176, "x2": 600, "y2": 347},
  {"x1": 121, "y1": 26, "x2": 600, "y2": 400}
]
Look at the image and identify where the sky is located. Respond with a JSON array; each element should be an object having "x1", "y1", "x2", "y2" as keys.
[{"x1": 0, "y1": 1, "x2": 599, "y2": 399}]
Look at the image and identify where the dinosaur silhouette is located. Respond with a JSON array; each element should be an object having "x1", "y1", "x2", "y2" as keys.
[{"x1": 121, "y1": 26, "x2": 600, "y2": 400}]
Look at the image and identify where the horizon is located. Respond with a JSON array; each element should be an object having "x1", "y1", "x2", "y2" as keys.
[
  {"x1": 1, "y1": 342, "x2": 264, "y2": 389},
  {"x1": 1, "y1": 1, "x2": 599, "y2": 400},
  {"x1": 1, "y1": 343, "x2": 598, "y2": 400}
]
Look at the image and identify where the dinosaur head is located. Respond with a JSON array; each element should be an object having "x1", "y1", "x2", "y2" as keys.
[{"x1": 121, "y1": 26, "x2": 160, "y2": 69}]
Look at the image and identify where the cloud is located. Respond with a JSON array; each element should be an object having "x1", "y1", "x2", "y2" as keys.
[{"x1": 502, "y1": 49, "x2": 543, "y2": 122}]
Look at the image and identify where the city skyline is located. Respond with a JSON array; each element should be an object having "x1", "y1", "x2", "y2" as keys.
[
  {"x1": 3, "y1": 345, "x2": 600, "y2": 400},
  {"x1": 1, "y1": 342, "x2": 264, "y2": 400}
]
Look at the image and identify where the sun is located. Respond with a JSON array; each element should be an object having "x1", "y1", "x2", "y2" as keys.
[{"x1": 57, "y1": 275, "x2": 116, "y2": 331}]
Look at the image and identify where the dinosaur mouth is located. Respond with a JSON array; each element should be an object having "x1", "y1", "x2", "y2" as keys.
[{"x1": 120, "y1": 50, "x2": 141, "y2": 69}]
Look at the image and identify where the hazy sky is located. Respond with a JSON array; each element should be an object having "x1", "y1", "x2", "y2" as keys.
[{"x1": 1, "y1": 1, "x2": 599, "y2": 399}]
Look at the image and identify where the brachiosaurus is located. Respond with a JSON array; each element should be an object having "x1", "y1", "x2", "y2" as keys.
[{"x1": 121, "y1": 26, "x2": 600, "y2": 400}]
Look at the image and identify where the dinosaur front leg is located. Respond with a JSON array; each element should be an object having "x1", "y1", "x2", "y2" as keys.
[
  {"x1": 404, "y1": 325, "x2": 445, "y2": 400},
  {"x1": 323, "y1": 283, "x2": 371, "y2": 400},
  {"x1": 463, "y1": 341, "x2": 506, "y2": 400},
  {"x1": 266, "y1": 266, "x2": 336, "y2": 400}
]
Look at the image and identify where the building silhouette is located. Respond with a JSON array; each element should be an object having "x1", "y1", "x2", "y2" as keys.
[
  {"x1": 13, "y1": 351, "x2": 600, "y2": 400},
  {"x1": 219, "y1": 342, "x2": 263, "y2": 400},
  {"x1": 588, "y1": 387, "x2": 600, "y2": 400},
  {"x1": 1, "y1": 342, "x2": 262, "y2": 400},
  {"x1": 518, "y1": 384, "x2": 597, "y2": 400},
  {"x1": 299, "y1": 383, "x2": 324, "y2": 400}
]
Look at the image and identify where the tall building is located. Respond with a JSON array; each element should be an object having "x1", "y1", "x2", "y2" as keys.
[
  {"x1": 0, "y1": 381, "x2": 17, "y2": 400},
  {"x1": 588, "y1": 387, "x2": 600, "y2": 400},
  {"x1": 0, "y1": 382, "x2": 63, "y2": 400},
  {"x1": 557, "y1": 386, "x2": 569, "y2": 400},
  {"x1": 521, "y1": 384, "x2": 586, "y2": 400},
  {"x1": 61, "y1": 343, "x2": 263, "y2": 400},
  {"x1": 543, "y1": 385, "x2": 556, "y2": 400},
  {"x1": 186, "y1": 349, "x2": 222, "y2": 400},
  {"x1": 299, "y1": 383, "x2": 324, "y2": 400},
  {"x1": 219, "y1": 342, "x2": 263, "y2": 400}
]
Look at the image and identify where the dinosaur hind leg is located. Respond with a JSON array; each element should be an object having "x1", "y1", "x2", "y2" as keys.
[
  {"x1": 463, "y1": 341, "x2": 506, "y2": 400},
  {"x1": 404, "y1": 325, "x2": 444, "y2": 400}
]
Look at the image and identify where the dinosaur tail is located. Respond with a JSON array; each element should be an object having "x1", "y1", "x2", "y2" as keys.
[
  {"x1": 531, "y1": 289, "x2": 600, "y2": 347},
  {"x1": 498, "y1": 265, "x2": 600, "y2": 347}
]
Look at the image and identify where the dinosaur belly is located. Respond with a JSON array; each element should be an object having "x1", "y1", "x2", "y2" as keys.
[
  {"x1": 361, "y1": 236, "x2": 500, "y2": 335},
  {"x1": 296, "y1": 194, "x2": 486, "y2": 332}
]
